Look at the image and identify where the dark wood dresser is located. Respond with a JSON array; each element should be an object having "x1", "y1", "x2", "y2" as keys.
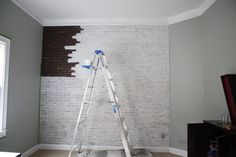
[{"x1": 188, "y1": 121, "x2": 236, "y2": 157}]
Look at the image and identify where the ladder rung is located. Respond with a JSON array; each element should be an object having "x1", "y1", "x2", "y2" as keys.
[
  {"x1": 84, "y1": 101, "x2": 95, "y2": 104},
  {"x1": 109, "y1": 79, "x2": 113, "y2": 81},
  {"x1": 88, "y1": 86, "x2": 94, "y2": 88},
  {"x1": 112, "y1": 104, "x2": 120, "y2": 108}
]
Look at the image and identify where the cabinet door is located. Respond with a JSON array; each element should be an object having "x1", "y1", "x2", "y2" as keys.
[
  {"x1": 230, "y1": 135, "x2": 236, "y2": 157},
  {"x1": 217, "y1": 135, "x2": 231, "y2": 157},
  {"x1": 188, "y1": 123, "x2": 208, "y2": 157},
  {"x1": 188, "y1": 123, "x2": 225, "y2": 157},
  {"x1": 217, "y1": 134, "x2": 236, "y2": 157}
]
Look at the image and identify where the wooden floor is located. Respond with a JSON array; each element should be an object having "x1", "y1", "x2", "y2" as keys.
[{"x1": 30, "y1": 150, "x2": 181, "y2": 157}]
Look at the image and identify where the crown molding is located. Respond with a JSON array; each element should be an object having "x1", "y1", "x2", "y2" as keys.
[
  {"x1": 11, "y1": 0, "x2": 216, "y2": 26},
  {"x1": 168, "y1": 8, "x2": 202, "y2": 25},
  {"x1": 168, "y1": 0, "x2": 216, "y2": 25},
  {"x1": 42, "y1": 18, "x2": 168, "y2": 26},
  {"x1": 11, "y1": 0, "x2": 42, "y2": 24},
  {"x1": 200, "y1": 0, "x2": 217, "y2": 13}
]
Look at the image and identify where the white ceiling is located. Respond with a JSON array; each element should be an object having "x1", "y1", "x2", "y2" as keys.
[{"x1": 11, "y1": 0, "x2": 216, "y2": 26}]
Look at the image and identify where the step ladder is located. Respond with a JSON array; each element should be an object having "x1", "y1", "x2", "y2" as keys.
[{"x1": 68, "y1": 50, "x2": 133, "y2": 157}]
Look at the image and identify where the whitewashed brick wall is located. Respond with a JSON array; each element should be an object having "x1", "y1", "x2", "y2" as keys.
[{"x1": 40, "y1": 25, "x2": 170, "y2": 147}]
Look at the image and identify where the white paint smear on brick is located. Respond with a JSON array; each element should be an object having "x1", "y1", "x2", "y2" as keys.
[{"x1": 40, "y1": 25, "x2": 170, "y2": 147}]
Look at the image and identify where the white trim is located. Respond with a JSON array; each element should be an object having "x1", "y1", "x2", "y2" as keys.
[
  {"x1": 39, "y1": 144, "x2": 71, "y2": 150},
  {"x1": 0, "y1": 129, "x2": 7, "y2": 138},
  {"x1": 169, "y1": 147, "x2": 187, "y2": 157},
  {"x1": 21, "y1": 145, "x2": 40, "y2": 157},
  {"x1": 0, "y1": 152, "x2": 21, "y2": 157},
  {"x1": 200, "y1": 0, "x2": 217, "y2": 13},
  {"x1": 10, "y1": 0, "x2": 42, "y2": 24},
  {"x1": 0, "y1": 35, "x2": 10, "y2": 139},
  {"x1": 146, "y1": 147, "x2": 170, "y2": 153},
  {"x1": 42, "y1": 18, "x2": 168, "y2": 26},
  {"x1": 38, "y1": 144, "x2": 170, "y2": 152},
  {"x1": 168, "y1": 0, "x2": 216, "y2": 24},
  {"x1": 168, "y1": 8, "x2": 202, "y2": 25},
  {"x1": 39, "y1": 144, "x2": 124, "y2": 151},
  {"x1": 33, "y1": 144, "x2": 187, "y2": 157}
]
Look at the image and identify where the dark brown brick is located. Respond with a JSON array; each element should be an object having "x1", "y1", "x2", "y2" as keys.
[{"x1": 41, "y1": 26, "x2": 83, "y2": 76}]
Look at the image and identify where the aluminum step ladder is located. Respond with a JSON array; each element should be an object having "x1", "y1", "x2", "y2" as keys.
[{"x1": 68, "y1": 50, "x2": 133, "y2": 157}]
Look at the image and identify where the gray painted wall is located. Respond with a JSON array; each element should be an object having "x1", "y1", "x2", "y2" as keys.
[
  {"x1": 169, "y1": 0, "x2": 236, "y2": 150},
  {"x1": 0, "y1": 0, "x2": 43, "y2": 153},
  {"x1": 169, "y1": 17, "x2": 204, "y2": 150},
  {"x1": 202, "y1": 0, "x2": 236, "y2": 120}
]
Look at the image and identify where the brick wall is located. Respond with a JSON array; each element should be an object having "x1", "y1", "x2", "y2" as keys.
[
  {"x1": 40, "y1": 26, "x2": 170, "y2": 147},
  {"x1": 41, "y1": 26, "x2": 83, "y2": 76}
]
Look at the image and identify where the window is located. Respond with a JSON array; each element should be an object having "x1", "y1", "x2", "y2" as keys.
[{"x1": 0, "y1": 35, "x2": 10, "y2": 138}]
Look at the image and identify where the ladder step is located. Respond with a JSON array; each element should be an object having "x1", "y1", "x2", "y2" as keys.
[
  {"x1": 79, "y1": 119, "x2": 87, "y2": 125},
  {"x1": 128, "y1": 143, "x2": 133, "y2": 153},
  {"x1": 124, "y1": 130, "x2": 129, "y2": 137},
  {"x1": 127, "y1": 136, "x2": 133, "y2": 151},
  {"x1": 121, "y1": 117, "x2": 124, "y2": 122},
  {"x1": 88, "y1": 86, "x2": 94, "y2": 88},
  {"x1": 122, "y1": 122, "x2": 128, "y2": 130},
  {"x1": 112, "y1": 104, "x2": 120, "y2": 109},
  {"x1": 112, "y1": 104, "x2": 121, "y2": 113}
]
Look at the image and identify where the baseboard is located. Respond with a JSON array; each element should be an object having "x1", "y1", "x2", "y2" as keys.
[
  {"x1": 39, "y1": 144, "x2": 71, "y2": 150},
  {"x1": 169, "y1": 147, "x2": 187, "y2": 157},
  {"x1": 21, "y1": 145, "x2": 39, "y2": 157},
  {"x1": 38, "y1": 144, "x2": 124, "y2": 151},
  {"x1": 23, "y1": 144, "x2": 187, "y2": 157},
  {"x1": 144, "y1": 147, "x2": 169, "y2": 153}
]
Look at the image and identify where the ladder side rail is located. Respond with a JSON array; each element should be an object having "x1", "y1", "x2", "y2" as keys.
[
  {"x1": 85, "y1": 58, "x2": 100, "y2": 116},
  {"x1": 100, "y1": 55, "x2": 132, "y2": 135},
  {"x1": 99, "y1": 55, "x2": 119, "y2": 103},
  {"x1": 99, "y1": 55, "x2": 130, "y2": 122},
  {"x1": 99, "y1": 54, "x2": 133, "y2": 153},
  {"x1": 77, "y1": 56, "x2": 100, "y2": 152},
  {"x1": 99, "y1": 61, "x2": 117, "y2": 111},
  {"x1": 99, "y1": 56, "x2": 118, "y2": 111},
  {"x1": 84, "y1": 54, "x2": 99, "y2": 116},
  {"x1": 100, "y1": 55, "x2": 127, "y2": 121},
  {"x1": 99, "y1": 55, "x2": 132, "y2": 157},
  {"x1": 68, "y1": 55, "x2": 99, "y2": 157},
  {"x1": 99, "y1": 54, "x2": 129, "y2": 124}
]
